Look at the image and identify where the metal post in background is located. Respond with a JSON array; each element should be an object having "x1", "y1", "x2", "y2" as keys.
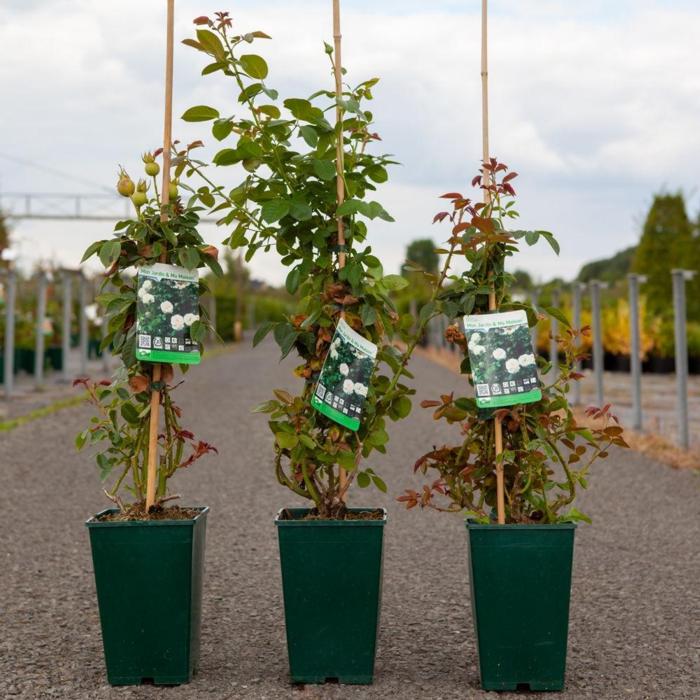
[
  {"x1": 530, "y1": 288, "x2": 540, "y2": 351},
  {"x1": 78, "y1": 273, "x2": 88, "y2": 376},
  {"x1": 100, "y1": 281, "x2": 111, "y2": 374},
  {"x1": 409, "y1": 298, "x2": 419, "y2": 347},
  {"x1": 590, "y1": 280, "x2": 605, "y2": 407},
  {"x1": 628, "y1": 273, "x2": 646, "y2": 431},
  {"x1": 101, "y1": 323, "x2": 111, "y2": 373},
  {"x1": 247, "y1": 297, "x2": 255, "y2": 340},
  {"x1": 3, "y1": 269, "x2": 16, "y2": 398},
  {"x1": 34, "y1": 271, "x2": 48, "y2": 388},
  {"x1": 440, "y1": 315, "x2": 447, "y2": 349},
  {"x1": 549, "y1": 287, "x2": 559, "y2": 377},
  {"x1": 672, "y1": 269, "x2": 694, "y2": 449},
  {"x1": 208, "y1": 293, "x2": 217, "y2": 343},
  {"x1": 62, "y1": 271, "x2": 73, "y2": 382},
  {"x1": 571, "y1": 282, "x2": 584, "y2": 406}
]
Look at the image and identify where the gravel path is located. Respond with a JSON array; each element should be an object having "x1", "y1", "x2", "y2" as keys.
[{"x1": 1, "y1": 341, "x2": 698, "y2": 699}]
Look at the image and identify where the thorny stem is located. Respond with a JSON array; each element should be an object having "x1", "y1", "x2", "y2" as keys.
[
  {"x1": 275, "y1": 452, "x2": 308, "y2": 499},
  {"x1": 333, "y1": 229, "x2": 462, "y2": 508}
]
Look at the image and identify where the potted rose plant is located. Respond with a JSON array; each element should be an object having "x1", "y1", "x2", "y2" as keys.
[
  {"x1": 398, "y1": 160, "x2": 629, "y2": 691},
  {"x1": 180, "y1": 10, "x2": 446, "y2": 684},
  {"x1": 77, "y1": 150, "x2": 220, "y2": 686}
]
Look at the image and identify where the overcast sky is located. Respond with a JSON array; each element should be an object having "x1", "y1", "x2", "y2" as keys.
[{"x1": 1, "y1": 0, "x2": 699, "y2": 285}]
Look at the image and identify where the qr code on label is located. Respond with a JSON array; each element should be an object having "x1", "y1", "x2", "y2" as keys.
[
  {"x1": 138, "y1": 334, "x2": 151, "y2": 348},
  {"x1": 476, "y1": 383, "x2": 490, "y2": 397}
]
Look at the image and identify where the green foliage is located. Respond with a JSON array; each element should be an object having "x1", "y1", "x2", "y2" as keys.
[
  {"x1": 182, "y1": 11, "x2": 437, "y2": 517},
  {"x1": 405, "y1": 239, "x2": 439, "y2": 275},
  {"x1": 75, "y1": 373, "x2": 216, "y2": 507},
  {"x1": 0, "y1": 209, "x2": 10, "y2": 266},
  {"x1": 77, "y1": 147, "x2": 221, "y2": 514},
  {"x1": 633, "y1": 194, "x2": 698, "y2": 320},
  {"x1": 577, "y1": 246, "x2": 635, "y2": 284},
  {"x1": 398, "y1": 160, "x2": 627, "y2": 524},
  {"x1": 213, "y1": 293, "x2": 289, "y2": 341},
  {"x1": 511, "y1": 268, "x2": 534, "y2": 291}
]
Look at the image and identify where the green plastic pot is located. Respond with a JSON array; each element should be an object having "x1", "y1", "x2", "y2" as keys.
[
  {"x1": 0, "y1": 351, "x2": 21, "y2": 379},
  {"x1": 14, "y1": 347, "x2": 35, "y2": 374},
  {"x1": 86, "y1": 507, "x2": 209, "y2": 686},
  {"x1": 275, "y1": 507, "x2": 386, "y2": 684},
  {"x1": 88, "y1": 338, "x2": 103, "y2": 359},
  {"x1": 45, "y1": 346, "x2": 63, "y2": 371},
  {"x1": 466, "y1": 521, "x2": 576, "y2": 691}
]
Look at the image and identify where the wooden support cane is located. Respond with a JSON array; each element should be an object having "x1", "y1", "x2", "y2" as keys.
[
  {"x1": 481, "y1": 0, "x2": 505, "y2": 525},
  {"x1": 332, "y1": 0, "x2": 349, "y2": 497},
  {"x1": 145, "y1": 0, "x2": 175, "y2": 512}
]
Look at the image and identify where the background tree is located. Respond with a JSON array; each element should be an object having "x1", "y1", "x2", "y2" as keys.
[
  {"x1": 206, "y1": 250, "x2": 289, "y2": 341},
  {"x1": 633, "y1": 193, "x2": 698, "y2": 319},
  {"x1": 511, "y1": 268, "x2": 533, "y2": 291},
  {"x1": 578, "y1": 246, "x2": 635, "y2": 284},
  {"x1": 0, "y1": 210, "x2": 11, "y2": 268},
  {"x1": 403, "y1": 238, "x2": 439, "y2": 275}
]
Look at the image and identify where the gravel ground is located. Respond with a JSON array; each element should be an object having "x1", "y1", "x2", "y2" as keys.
[
  {"x1": 1, "y1": 341, "x2": 698, "y2": 699},
  {"x1": 0, "y1": 348, "x2": 116, "y2": 421}
]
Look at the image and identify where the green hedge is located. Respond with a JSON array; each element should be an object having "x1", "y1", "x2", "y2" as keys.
[{"x1": 213, "y1": 294, "x2": 290, "y2": 342}]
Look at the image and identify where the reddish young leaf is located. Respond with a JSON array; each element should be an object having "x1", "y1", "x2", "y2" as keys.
[{"x1": 129, "y1": 375, "x2": 149, "y2": 393}]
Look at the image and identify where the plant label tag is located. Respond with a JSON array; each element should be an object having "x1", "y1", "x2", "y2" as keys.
[
  {"x1": 464, "y1": 310, "x2": 542, "y2": 408},
  {"x1": 135, "y1": 263, "x2": 202, "y2": 365},
  {"x1": 311, "y1": 318, "x2": 378, "y2": 431}
]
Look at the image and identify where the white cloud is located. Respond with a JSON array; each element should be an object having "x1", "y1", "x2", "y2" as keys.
[{"x1": 1, "y1": 1, "x2": 699, "y2": 283}]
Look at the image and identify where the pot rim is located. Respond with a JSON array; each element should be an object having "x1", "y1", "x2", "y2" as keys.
[
  {"x1": 85, "y1": 505, "x2": 209, "y2": 528},
  {"x1": 466, "y1": 518, "x2": 577, "y2": 530},
  {"x1": 275, "y1": 506, "x2": 387, "y2": 526}
]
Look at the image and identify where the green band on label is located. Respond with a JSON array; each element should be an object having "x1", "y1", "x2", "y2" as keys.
[
  {"x1": 136, "y1": 348, "x2": 201, "y2": 365},
  {"x1": 311, "y1": 395, "x2": 360, "y2": 431},
  {"x1": 475, "y1": 388, "x2": 542, "y2": 408}
]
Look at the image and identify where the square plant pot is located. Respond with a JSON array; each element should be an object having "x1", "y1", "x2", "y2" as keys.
[
  {"x1": 466, "y1": 521, "x2": 576, "y2": 691},
  {"x1": 275, "y1": 507, "x2": 386, "y2": 684},
  {"x1": 14, "y1": 347, "x2": 35, "y2": 375},
  {"x1": 86, "y1": 507, "x2": 209, "y2": 685},
  {"x1": 45, "y1": 346, "x2": 63, "y2": 371},
  {"x1": 88, "y1": 339, "x2": 103, "y2": 359}
]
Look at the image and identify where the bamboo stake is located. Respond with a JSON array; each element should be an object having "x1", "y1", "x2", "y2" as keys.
[
  {"x1": 145, "y1": 0, "x2": 175, "y2": 512},
  {"x1": 332, "y1": 0, "x2": 349, "y2": 498},
  {"x1": 481, "y1": 0, "x2": 505, "y2": 525},
  {"x1": 333, "y1": 0, "x2": 346, "y2": 269}
]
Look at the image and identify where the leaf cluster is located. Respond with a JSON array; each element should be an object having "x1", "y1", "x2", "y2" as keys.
[
  {"x1": 75, "y1": 373, "x2": 217, "y2": 509},
  {"x1": 77, "y1": 149, "x2": 221, "y2": 513},
  {"x1": 398, "y1": 160, "x2": 629, "y2": 523},
  {"x1": 183, "y1": 13, "x2": 419, "y2": 516}
]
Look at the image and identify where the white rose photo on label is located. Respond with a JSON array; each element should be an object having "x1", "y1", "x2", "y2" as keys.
[
  {"x1": 464, "y1": 310, "x2": 542, "y2": 408},
  {"x1": 135, "y1": 263, "x2": 202, "y2": 364}
]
